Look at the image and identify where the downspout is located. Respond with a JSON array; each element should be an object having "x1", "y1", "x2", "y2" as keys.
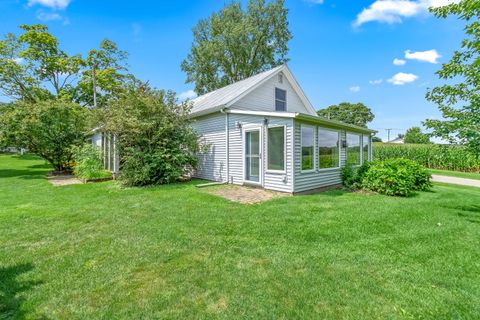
[{"x1": 220, "y1": 108, "x2": 229, "y2": 183}]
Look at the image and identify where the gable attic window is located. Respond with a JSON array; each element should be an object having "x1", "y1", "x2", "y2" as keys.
[
  {"x1": 278, "y1": 73, "x2": 283, "y2": 83},
  {"x1": 275, "y1": 88, "x2": 286, "y2": 111}
]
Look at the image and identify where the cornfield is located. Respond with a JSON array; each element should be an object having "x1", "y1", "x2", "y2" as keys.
[{"x1": 372, "y1": 143, "x2": 480, "y2": 173}]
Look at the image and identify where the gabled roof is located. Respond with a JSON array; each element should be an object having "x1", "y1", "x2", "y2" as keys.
[{"x1": 189, "y1": 64, "x2": 317, "y2": 117}]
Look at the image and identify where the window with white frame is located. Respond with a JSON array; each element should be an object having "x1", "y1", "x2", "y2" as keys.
[
  {"x1": 301, "y1": 126, "x2": 314, "y2": 171},
  {"x1": 346, "y1": 133, "x2": 361, "y2": 166},
  {"x1": 318, "y1": 128, "x2": 340, "y2": 169},
  {"x1": 275, "y1": 88, "x2": 286, "y2": 111},
  {"x1": 363, "y1": 134, "x2": 370, "y2": 163},
  {"x1": 267, "y1": 126, "x2": 285, "y2": 171}
]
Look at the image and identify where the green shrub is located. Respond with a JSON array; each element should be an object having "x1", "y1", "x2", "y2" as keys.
[
  {"x1": 340, "y1": 162, "x2": 370, "y2": 189},
  {"x1": 362, "y1": 158, "x2": 432, "y2": 197},
  {"x1": 373, "y1": 143, "x2": 480, "y2": 172},
  {"x1": 72, "y1": 143, "x2": 111, "y2": 180},
  {"x1": 103, "y1": 87, "x2": 200, "y2": 186},
  {"x1": 0, "y1": 100, "x2": 88, "y2": 171}
]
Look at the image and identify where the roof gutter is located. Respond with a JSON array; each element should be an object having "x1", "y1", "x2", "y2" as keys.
[{"x1": 295, "y1": 113, "x2": 377, "y2": 134}]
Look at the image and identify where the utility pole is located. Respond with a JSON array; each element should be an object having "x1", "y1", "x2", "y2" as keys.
[
  {"x1": 92, "y1": 64, "x2": 97, "y2": 108},
  {"x1": 386, "y1": 128, "x2": 392, "y2": 142}
]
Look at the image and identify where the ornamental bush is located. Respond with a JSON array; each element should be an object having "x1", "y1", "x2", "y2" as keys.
[
  {"x1": 72, "y1": 143, "x2": 111, "y2": 180},
  {"x1": 340, "y1": 162, "x2": 370, "y2": 189},
  {"x1": 103, "y1": 85, "x2": 200, "y2": 186},
  {"x1": 362, "y1": 158, "x2": 432, "y2": 197}
]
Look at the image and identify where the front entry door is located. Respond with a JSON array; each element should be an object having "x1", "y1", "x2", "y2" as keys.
[{"x1": 244, "y1": 128, "x2": 262, "y2": 184}]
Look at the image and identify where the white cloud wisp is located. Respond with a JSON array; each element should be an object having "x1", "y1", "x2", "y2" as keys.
[{"x1": 388, "y1": 72, "x2": 418, "y2": 85}]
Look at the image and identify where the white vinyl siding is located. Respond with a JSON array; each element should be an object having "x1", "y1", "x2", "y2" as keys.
[
  {"x1": 191, "y1": 113, "x2": 226, "y2": 182},
  {"x1": 228, "y1": 114, "x2": 293, "y2": 192},
  {"x1": 293, "y1": 120, "x2": 348, "y2": 193},
  {"x1": 230, "y1": 74, "x2": 316, "y2": 115}
]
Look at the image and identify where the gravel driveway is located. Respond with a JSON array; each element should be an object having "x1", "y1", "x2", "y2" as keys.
[{"x1": 431, "y1": 174, "x2": 480, "y2": 188}]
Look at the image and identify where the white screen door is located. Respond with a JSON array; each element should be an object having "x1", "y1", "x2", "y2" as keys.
[{"x1": 245, "y1": 129, "x2": 261, "y2": 183}]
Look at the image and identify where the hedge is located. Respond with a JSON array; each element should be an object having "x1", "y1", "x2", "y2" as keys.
[{"x1": 372, "y1": 143, "x2": 480, "y2": 172}]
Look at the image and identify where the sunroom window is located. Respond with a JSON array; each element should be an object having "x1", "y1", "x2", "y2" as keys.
[
  {"x1": 267, "y1": 126, "x2": 285, "y2": 171},
  {"x1": 301, "y1": 126, "x2": 314, "y2": 170},
  {"x1": 363, "y1": 134, "x2": 370, "y2": 163},
  {"x1": 346, "y1": 133, "x2": 361, "y2": 166},
  {"x1": 318, "y1": 128, "x2": 340, "y2": 169}
]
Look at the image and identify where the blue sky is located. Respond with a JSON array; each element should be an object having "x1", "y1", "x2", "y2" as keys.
[{"x1": 0, "y1": 0, "x2": 464, "y2": 140}]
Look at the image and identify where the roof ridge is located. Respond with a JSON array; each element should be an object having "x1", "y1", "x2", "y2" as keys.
[
  {"x1": 192, "y1": 64, "x2": 284, "y2": 103},
  {"x1": 189, "y1": 64, "x2": 285, "y2": 117}
]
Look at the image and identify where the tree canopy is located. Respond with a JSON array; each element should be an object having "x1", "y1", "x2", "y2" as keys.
[
  {"x1": 0, "y1": 24, "x2": 131, "y2": 106},
  {"x1": 423, "y1": 0, "x2": 480, "y2": 155},
  {"x1": 404, "y1": 126, "x2": 431, "y2": 144},
  {"x1": 317, "y1": 102, "x2": 375, "y2": 128},
  {"x1": 0, "y1": 100, "x2": 88, "y2": 170},
  {"x1": 181, "y1": 0, "x2": 292, "y2": 95}
]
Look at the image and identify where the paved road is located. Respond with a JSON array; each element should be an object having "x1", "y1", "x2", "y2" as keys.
[{"x1": 431, "y1": 174, "x2": 480, "y2": 188}]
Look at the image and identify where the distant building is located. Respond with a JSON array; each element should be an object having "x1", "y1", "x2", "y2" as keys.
[{"x1": 389, "y1": 137, "x2": 404, "y2": 144}]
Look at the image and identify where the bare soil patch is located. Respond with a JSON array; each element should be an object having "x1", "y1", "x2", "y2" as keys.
[
  {"x1": 47, "y1": 173, "x2": 82, "y2": 186},
  {"x1": 206, "y1": 184, "x2": 289, "y2": 204}
]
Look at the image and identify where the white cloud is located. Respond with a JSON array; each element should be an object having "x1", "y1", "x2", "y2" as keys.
[
  {"x1": 36, "y1": 9, "x2": 69, "y2": 24},
  {"x1": 405, "y1": 49, "x2": 441, "y2": 63},
  {"x1": 28, "y1": 0, "x2": 71, "y2": 10},
  {"x1": 36, "y1": 10, "x2": 62, "y2": 21},
  {"x1": 369, "y1": 79, "x2": 383, "y2": 85},
  {"x1": 304, "y1": 0, "x2": 324, "y2": 4},
  {"x1": 393, "y1": 58, "x2": 406, "y2": 66},
  {"x1": 388, "y1": 72, "x2": 418, "y2": 85},
  {"x1": 349, "y1": 86, "x2": 360, "y2": 92},
  {"x1": 353, "y1": 0, "x2": 460, "y2": 27},
  {"x1": 178, "y1": 90, "x2": 197, "y2": 101}
]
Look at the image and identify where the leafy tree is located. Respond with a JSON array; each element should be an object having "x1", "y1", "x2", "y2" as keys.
[
  {"x1": 372, "y1": 136, "x2": 382, "y2": 143},
  {"x1": 182, "y1": 0, "x2": 291, "y2": 95},
  {"x1": 317, "y1": 102, "x2": 375, "y2": 127},
  {"x1": 404, "y1": 126, "x2": 431, "y2": 144},
  {"x1": 74, "y1": 39, "x2": 133, "y2": 108},
  {"x1": 0, "y1": 24, "x2": 83, "y2": 102},
  {"x1": 0, "y1": 24, "x2": 131, "y2": 106},
  {"x1": 0, "y1": 100, "x2": 88, "y2": 170},
  {"x1": 424, "y1": 0, "x2": 480, "y2": 155},
  {"x1": 102, "y1": 83, "x2": 200, "y2": 186}
]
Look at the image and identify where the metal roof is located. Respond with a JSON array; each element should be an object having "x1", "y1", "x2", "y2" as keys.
[{"x1": 189, "y1": 65, "x2": 285, "y2": 117}]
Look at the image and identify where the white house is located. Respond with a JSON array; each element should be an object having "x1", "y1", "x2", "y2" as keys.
[
  {"x1": 389, "y1": 136, "x2": 404, "y2": 144},
  {"x1": 190, "y1": 64, "x2": 375, "y2": 193}
]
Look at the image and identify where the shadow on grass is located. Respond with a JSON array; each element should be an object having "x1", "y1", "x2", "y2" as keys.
[
  {"x1": 27, "y1": 163, "x2": 51, "y2": 170},
  {"x1": 0, "y1": 169, "x2": 47, "y2": 179},
  {"x1": 445, "y1": 204, "x2": 480, "y2": 224},
  {"x1": 0, "y1": 263, "x2": 44, "y2": 319}
]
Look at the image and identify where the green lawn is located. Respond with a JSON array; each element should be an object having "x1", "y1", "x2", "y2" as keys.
[
  {"x1": 1, "y1": 154, "x2": 480, "y2": 319},
  {"x1": 429, "y1": 168, "x2": 480, "y2": 181}
]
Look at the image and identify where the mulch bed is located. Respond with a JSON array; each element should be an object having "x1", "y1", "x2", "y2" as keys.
[
  {"x1": 206, "y1": 184, "x2": 289, "y2": 204},
  {"x1": 47, "y1": 173, "x2": 82, "y2": 186}
]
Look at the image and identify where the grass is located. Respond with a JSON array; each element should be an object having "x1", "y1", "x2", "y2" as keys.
[
  {"x1": 429, "y1": 168, "x2": 480, "y2": 181},
  {"x1": 1, "y1": 154, "x2": 480, "y2": 319}
]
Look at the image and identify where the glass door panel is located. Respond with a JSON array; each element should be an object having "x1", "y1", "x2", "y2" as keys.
[{"x1": 245, "y1": 130, "x2": 260, "y2": 182}]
